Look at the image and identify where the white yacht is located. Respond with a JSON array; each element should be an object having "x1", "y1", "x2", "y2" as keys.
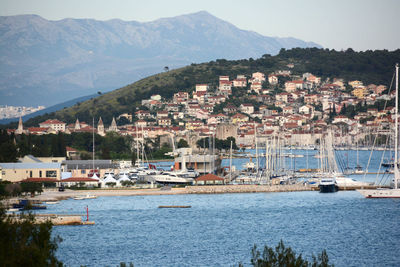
[
  {"x1": 152, "y1": 172, "x2": 194, "y2": 185},
  {"x1": 335, "y1": 176, "x2": 371, "y2": 187}
]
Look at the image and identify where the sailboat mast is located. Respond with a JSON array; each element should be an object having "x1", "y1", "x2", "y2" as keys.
[
  {"x1": 255, "y1": 122, "x2": 258, "y2": 176},
  {"x1": 395, "y1": 63, "x2": 399, "y2": 189},
  {"x1": 136, "y1": 124, "x2": 140, "y2": 167},
  {"x1": 229, "y1": 140, "x2": 233, "y2": 181},
  {"x1": 92, "y1": 117, "x2": 95, "y2": 173}
]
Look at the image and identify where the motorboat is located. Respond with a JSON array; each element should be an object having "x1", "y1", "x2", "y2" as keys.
[
  {"x1": 335, "y1": 176, "x2": 371, "y2": 187},
  {"x1": 175, "y1": 168, "x2": 200, "y2": 178},
  {"x1": 319, "y1": 178, "x2": 338, "y2": 193},
  {"x1": 152, "y1": 172, "x2": 194, "y2": 185}
]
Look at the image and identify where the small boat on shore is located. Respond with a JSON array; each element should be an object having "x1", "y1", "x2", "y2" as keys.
[{"x1": 73, "y1": 196, "x2": 85, "y2": 200}]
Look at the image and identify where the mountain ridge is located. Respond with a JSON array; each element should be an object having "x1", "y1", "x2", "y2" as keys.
[{"x1": 0, "y1": 11, "x2": 321, "y2": 106}]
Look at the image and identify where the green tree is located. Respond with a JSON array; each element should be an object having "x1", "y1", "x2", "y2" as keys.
[
  {"x1": 0, "y1": 204, "x2": 64, "y2": 266},
  {"x1": 0, "y1": 142, "x2": 18, "y2": 162},
  {"x1": 238, "y1": 240, "x2": 333, "y2": 267},
  {"x1": 177, "y1": 139, "x2": 189, "y2": 148}
]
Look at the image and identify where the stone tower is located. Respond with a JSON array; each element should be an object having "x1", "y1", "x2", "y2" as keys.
[
  {"x1": 109, "y1": 117, "x2": 118, "y2": 132},
  {"x1": 16, "y1": 116, "x2": 24, "y2": 134},
  {"x1": 97, "y1": 117, "x2": 105, "y2": 136},
  {"x1": 74, "y1": 118, "x2": 81, "y2": 130}
]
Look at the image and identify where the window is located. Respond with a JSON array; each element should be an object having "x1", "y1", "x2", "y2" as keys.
[
  {"x1": 46, "y1": 170, "x2": 57, "y2": 178},
  {"x1": 1, "y1": 171, "x2": 5, "y2": 176},
  {"x1": 81, "y1": 170, "x2": 86, "y2": 174},
  {"x1": 30, "y1": 171, "x2": 32, "y2": 177},
  {"x1": 39, "y1": 171, "x2": 42, "y2": 177}
]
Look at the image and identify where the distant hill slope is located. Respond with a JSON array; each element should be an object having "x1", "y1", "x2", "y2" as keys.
[
  {"x1": 0, "y1": 11, "x2": 321, "y2": 106},
  {"x1": 15, "y1": 48, "x2": 400, "y2": 129}
]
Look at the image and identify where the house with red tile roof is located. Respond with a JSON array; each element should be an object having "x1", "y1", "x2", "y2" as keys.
[
  {"x1": 39, "y1": 119, "x2": 66, "y2": 132},
  {"x1": 194, "y1": 174, "x2": 225, "y2": 185}
]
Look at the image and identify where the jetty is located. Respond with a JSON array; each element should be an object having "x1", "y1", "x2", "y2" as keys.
[{"x1": 7, "y1": 214, "x2": 95, "y2": 225}]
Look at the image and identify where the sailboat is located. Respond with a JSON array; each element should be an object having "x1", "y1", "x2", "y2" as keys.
[
  {"x1": 357, "y1": 63, "x2": 400, "y2": 198},
  {"x1": 318, "y1": 130, "x2": 339, "y2": 193}
]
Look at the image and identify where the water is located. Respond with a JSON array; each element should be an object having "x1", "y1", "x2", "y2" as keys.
[{"x1": 47, "y1": 191, "x2": 400, "y2": 266}]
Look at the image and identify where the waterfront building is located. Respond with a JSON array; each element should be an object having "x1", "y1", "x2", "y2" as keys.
[
  {"x1": 63, "y1": 160, "x2": 118, "y2": 178},
  {"x1": 60, "y1": 177, "x2": 100, "y2": 187},
  {"x1": 194, "y1": 174, "x2": 225, "y2": 185},
  {"x1": 0, "y1": 162, "x2": 61, "y2": 182}
]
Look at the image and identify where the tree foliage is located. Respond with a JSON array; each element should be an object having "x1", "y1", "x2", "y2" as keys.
[
  {"x1": 0, "y1": 204, "x2": 63, "y2": 266},
  {"x1": 197, "y1": 137, "x2": 238, "y2": 150},
  {"x1": 238, "y1": 240, "x2": 333, "y2": 267}
]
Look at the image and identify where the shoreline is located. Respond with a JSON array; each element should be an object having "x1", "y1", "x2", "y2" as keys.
[{"x1": 5, "y1": 184, "x2": 313, "y2": 203}]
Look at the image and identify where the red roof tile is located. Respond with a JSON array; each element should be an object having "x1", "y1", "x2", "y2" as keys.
[{"x1": 195, "y1": 174, "x2": 224, "y2": 181}]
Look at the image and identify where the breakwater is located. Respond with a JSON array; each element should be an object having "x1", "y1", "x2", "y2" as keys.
[{"x1": 186, "y1": 184, "x2": 311, "y2": 194}]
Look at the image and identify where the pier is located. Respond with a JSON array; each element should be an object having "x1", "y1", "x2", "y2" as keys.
[{"x1": 7, "y1": 214, "x2": 95, "y2": 225}]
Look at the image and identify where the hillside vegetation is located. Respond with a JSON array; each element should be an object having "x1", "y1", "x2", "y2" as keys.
[{"x1": 17, "y1": 48, "x2": 400, "y2": 127}]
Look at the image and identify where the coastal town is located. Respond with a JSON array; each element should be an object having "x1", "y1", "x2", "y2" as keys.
[
  {"x1": 0, "y1": 64, "x2": 394, "y2": 190},
  {"x1": 9, "y1": 65, "x2": 392, "y2": 149}
]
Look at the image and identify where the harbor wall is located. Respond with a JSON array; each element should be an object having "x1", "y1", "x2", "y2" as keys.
[{"x1": 186, "y1": 184, "x2": 312, "y2": 194}]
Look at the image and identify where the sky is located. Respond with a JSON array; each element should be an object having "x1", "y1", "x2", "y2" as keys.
[{"x1": 1, "y1": 0, "x2": 399, "y2": 51}]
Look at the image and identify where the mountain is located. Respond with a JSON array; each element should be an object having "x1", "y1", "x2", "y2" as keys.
[{"x1": 0, "y1": 11, "x2": 321, "y2": 106}]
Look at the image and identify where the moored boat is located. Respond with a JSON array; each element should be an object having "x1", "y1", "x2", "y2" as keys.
[{"x1": 319, "y1": 178, "x2": 339, "y2": 193}]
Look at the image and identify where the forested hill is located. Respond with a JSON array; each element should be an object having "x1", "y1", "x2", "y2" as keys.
[{"x1": 10, "y1": 48, "x2": 400, "y2": 128}]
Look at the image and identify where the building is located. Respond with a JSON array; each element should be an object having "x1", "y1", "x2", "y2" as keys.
[
  {"x1": 216, "y1": 123, "x2": 237, "y2": 140},
  {"x1": 60, "y1": 177, "x2": 100, "y2": 187},
  {"x1": 252, "y1": 72, "x2": 266, "y2": 82},
  {"x1": 232, "y1": 75, "x2": 247, "y2": 87},
  {"x1": 0, "y1": 162, "x2": 61, "y2": 182},
  {"x1": 240, "y1": 104, "x2": 254, "y2": 114},
  {"x1": 39, "y1": 119, "x2": 66, "y2": 132},
  {"x1": 63, "y1": 160, "x2": 118, "y2": 178},
  {"x1": 194, "y1": 174, "x2": 225, "y2": 185},
  {"x1": 195, "y1": 84, "x2": 209, "y2": 92}
]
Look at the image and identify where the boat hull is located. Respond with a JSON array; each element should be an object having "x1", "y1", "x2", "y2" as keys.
[
  {"x1": 357, "y1": 189, "x2": 400, "y2": 198},
  {"x1": 319, "y1": 184, "x2": 338, "y2": 193}
]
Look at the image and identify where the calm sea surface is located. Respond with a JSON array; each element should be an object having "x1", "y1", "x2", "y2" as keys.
[
  {"x1": 45, "y1": 150, "x2": 399, "y2": 266},
  {"x1": 48, "y1": 191, "x2": 400, "y2": 267}
]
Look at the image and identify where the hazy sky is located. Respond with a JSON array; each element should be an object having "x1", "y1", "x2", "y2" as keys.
[{"x1": 1, "y1": 0, "x2": 399, "y2": 51}]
